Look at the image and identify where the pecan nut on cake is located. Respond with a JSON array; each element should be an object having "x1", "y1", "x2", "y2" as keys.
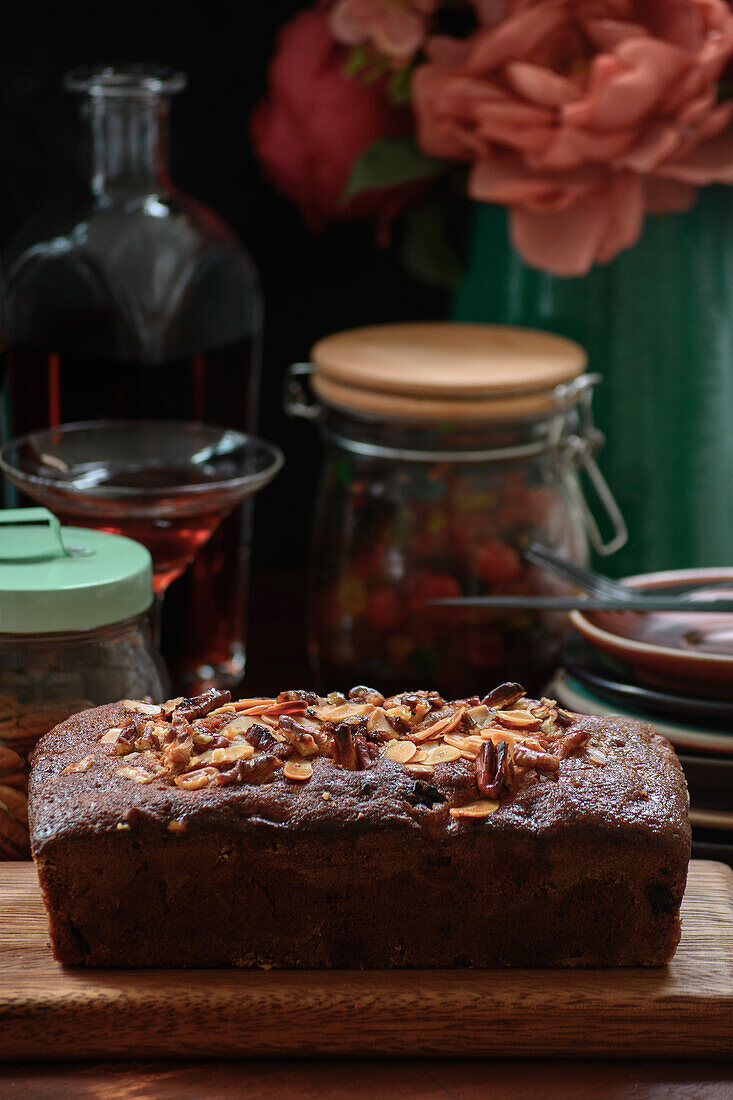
[{"x1": 28, "y1": 684, "x2": 690, "y2": 968}]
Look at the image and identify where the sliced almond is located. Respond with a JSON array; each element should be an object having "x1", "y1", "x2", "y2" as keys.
[
  {"x1": 208, "y1": 703, "x2": 236, "y2": 717},
  {"x1": 232, "y1": 698, "x2": 306, "y2": 717},
  {"x1": 192, "y1": 732, "x2": 214, "y2": 747},
  {"x1": 449, "y1": 799, "x2": 500, "y2": 819},
  {"x1": 405, "y1": 763, "x2": 433, "y2": 777},
  {"x1": 383, "y1": 705, "x2": 412, "y2": 724},
  {"x1": 116, "y1": 765, "x2": 156, "y2": 784},
  {"x1": 445, "y1": 733, "x2": 483, "y2": 751},
  {"x1": 195, "y1": 743, "x2": 254, "y2": 765},
  {"x1": 367, "y1": 708, "x2": 395, "y2": 736},
  {"x1": 283, "y1": 760, "x2": 313, "y2": 781},
  {"x1": 466, "y1": 704, "x2": 492, "y2": 728},
  {"x1": 122, "y1": 701, "x2": 162, "y2": 717},
  {"x1": 586, "y1": 747, "x2": 607, "y2": 765},
  {"x1": 384, "y1": 740, "x2": 417, "y2": 764},
  {"x1": 412, "y1": 706, "x2": 466, "y2": 743},
  {"x1": 531, "y1": 699, "x2": 557, "y2": 721},
  {"x1": 481, "y1": 728, "x2": 528, "y2": 752},
  {"x1": 495, "y1": 710, "x2": 542, "y2": 731},
  {"x1": 175, "y1": 768, "x2": 216, "y2": 790},
  {"x1": 211, "y1": 743, "x2": 254, "y2": 764},
  {"x1": 100, "y1": 728, "x2": 123, "y2": 744},
  {"x1": 313, "y1": 702, "x2": 371, "y2": 722},
  {"x1": 222, "y1": 715, "x2": 262, "y2": 737},
  {"x1": 414, "y1": 744, "x2": 461, "y2": 766},
  {"x1": 61, "y1": 754, "x2": 94, "y2": 775},
  {"x1": 262, "y1": 700, "x2": 309, "y2": 716}
]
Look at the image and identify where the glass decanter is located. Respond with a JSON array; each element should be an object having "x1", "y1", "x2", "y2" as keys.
[{"x1": 2, "y1": 64, "x2": 263, "y2": 690}]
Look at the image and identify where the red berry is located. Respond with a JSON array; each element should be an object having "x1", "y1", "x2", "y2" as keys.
[
  {"x1": 365, "y1": 587, "x2": 403, "y2": 631},
  {"x1": 407, "y1": 572, "x2": 462, "y2": 625},
  {"x1": 465, "y1": 627, "x2": 506, "y2": 668},
  {"x1": 475, "y1": 542, "x2": 523, "y2": 585}
]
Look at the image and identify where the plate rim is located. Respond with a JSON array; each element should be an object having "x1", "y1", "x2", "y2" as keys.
[
  {"x1": 561, "y1": 634, "x2": 733, "y2": 723},
  {"x1": 570, "y1": 568, "x2": 733, "y2": 668},
  {"x1": 550, "y1": 671, "x2": 733, "y2": 756}
]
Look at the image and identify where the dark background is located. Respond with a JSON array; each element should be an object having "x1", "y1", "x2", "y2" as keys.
[{"x1": 1, "y1": 4, "x2": 448, "y2": 581}]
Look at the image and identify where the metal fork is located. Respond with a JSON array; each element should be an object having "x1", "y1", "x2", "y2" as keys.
[
  {"x1": 522, "y1": 543, "x2": 635, "y2": 600},
  {"x1": 522, "y1": 542, "x2": 733, "y2": 601}
]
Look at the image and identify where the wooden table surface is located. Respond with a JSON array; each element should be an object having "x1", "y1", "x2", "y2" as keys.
[{"x1": 3, "y1": 1058, "x2": 733, "y2": 1098}]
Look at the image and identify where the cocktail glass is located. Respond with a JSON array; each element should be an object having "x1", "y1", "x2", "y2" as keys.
[{"x1": 0, "y1": 420, "x2": 283, "y2": 675}]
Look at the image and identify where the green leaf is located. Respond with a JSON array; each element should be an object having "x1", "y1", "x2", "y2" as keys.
[
  {"x1": 343, "y1": 45, "x2": 370, "y2": 79},
  {"x1": 343, "y1": 136, "x2": 445, "y2": 202},
  {"x1": 401, "y1": 197, "x2": 464, "y2": 291},
  {"x1": 361, "y1": 55, "x2": 390, "y2": 84},
  {"x1": 388, "y1": 65, "x2": 413, "y2": 105}
]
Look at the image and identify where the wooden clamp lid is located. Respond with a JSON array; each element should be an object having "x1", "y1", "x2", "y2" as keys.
[{"x1": 310, "y1": 322, "x2": 588, "y2": 421}]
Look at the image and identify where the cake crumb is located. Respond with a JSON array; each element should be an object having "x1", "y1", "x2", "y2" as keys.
[{"x1": 322, "y1": 792, "x2": 330, "y2": 801}]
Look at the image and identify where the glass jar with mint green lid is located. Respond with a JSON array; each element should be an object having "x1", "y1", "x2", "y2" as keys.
[{"x1": 0, "y1": 509, "x2": 167, "y2": 858}]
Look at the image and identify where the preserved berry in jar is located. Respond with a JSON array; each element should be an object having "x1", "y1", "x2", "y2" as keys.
[{"x1": 286, "y1": 323, "x2": 626, "y2": 699}]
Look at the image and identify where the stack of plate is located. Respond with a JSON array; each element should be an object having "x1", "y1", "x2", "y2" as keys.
[
  {"x1": 550, "y1": 568, "x2": 733, "y2": 865},
  {"x1": 551, "y1": 630, "x2": 733, "y2": 865}
]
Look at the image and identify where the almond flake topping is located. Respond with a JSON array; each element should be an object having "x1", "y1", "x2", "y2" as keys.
[
  {"x1": 61, "y1": 754, "x2": 95, "y2": 775},
  {"x1": 116, "y1": 765, "x2": 157, "y2": 784},
  {"x1": 107, "y1": 684, "x2": 591, "y2": 809},
  {"x1": 175, "y1": 768, "x2": 217, "y2": 790},
  {"x1": 197, "y1": 743, "x2": 255, "y2": 765},
  {"x1": 494, "y1": 710, "x2": 542, "y2": 731},
  {"x1": 450, "y1": 799, "x2": 500, "y2": 819},
  {"x1": 283, "y1": 760, "x2": 313, "y2": 782},
  {"x1": 413, "y1": 744, "x2": 461, "y2": 766},
  {"x1": 122, "y1": 701, "x2": 162, "y2": 717},
  {"x1": 412, "y1": 706, "x2": 466, "y2": 743},
  {"x1": 384, "y1": 740, "x2": 417, "y2": 764},
  {"x1": 405, "y1": 763, "x2": 434, "y2": 777}
]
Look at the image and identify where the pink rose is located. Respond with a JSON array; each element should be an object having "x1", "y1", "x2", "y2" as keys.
[
  {"x1": 412, "y1": 0, "x2": 733, "y2": 275},
  {"x1": 330, "y1": 0, "x2": 439, "y2": 63},
  {"x1": 252, "y1": 9, "x2": 412, "y2": 231}
]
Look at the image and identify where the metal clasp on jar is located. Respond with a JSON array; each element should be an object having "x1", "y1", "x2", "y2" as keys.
[
  {"x1": 552, "y1": 377, "x2": 628, "y2": 557},
  {"x1": 284, "y1": 363, "x2": 320, "y2": 421}
]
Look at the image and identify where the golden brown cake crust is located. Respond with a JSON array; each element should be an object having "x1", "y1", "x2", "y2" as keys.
[{"x1": 28, "y1": 692, "x2": 691, "y2": 969}]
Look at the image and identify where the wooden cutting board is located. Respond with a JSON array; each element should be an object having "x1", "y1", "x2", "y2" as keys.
[{"x1": 1, "y1": 860, "x2": 732, "y2": 1060}]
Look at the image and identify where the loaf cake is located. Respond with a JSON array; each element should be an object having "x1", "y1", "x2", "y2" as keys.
[{"x1": 29, "y1": 684, "x2": 690, "y2": 968}]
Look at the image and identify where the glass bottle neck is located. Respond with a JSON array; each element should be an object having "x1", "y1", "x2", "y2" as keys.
[{"x1": 85, "y1": 95, "x2": 171, "y2": 197}]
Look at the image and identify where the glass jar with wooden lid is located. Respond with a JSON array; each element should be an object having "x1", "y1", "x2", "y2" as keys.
[{"x1": 285, "y1": 322, "x2": 626, "y2": 698}]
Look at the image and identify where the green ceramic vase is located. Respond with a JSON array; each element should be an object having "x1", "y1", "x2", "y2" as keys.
[{"x1": 453, "y1": 187, "x2": 733, "y2": 577}]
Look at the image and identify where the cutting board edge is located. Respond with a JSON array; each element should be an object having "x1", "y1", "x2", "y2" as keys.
[
  {"x1": 1, "y1": 859, "x2": 731, "y2": 1062},
  {"x1": 2, "y1": 1032, "x2": 733, "y2": 1062}
]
